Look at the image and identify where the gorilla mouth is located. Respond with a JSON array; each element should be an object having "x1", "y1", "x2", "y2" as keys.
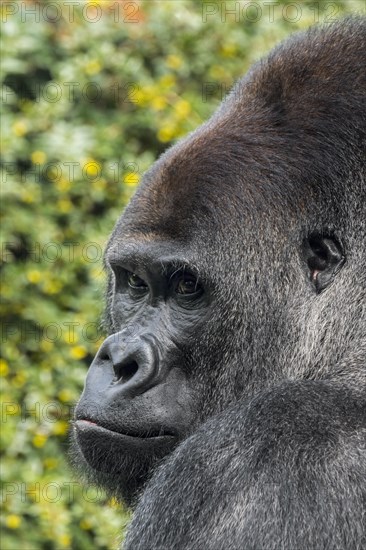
[
  {"x1": 74, "y1": 419, "x2": 177, "y2": 475},
  {"x1": 75, "y1": 419, "x2": 176, "y2": 440}
]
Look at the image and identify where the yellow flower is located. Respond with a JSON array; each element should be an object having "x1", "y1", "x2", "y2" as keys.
[
  {"x1": 27, "y1": 270, "x2": 42, "y2": 284},
  {"x1": 159, "y1": 74, "x2": 176, "y2": 89},
  {"x1": 43, "y1": 457, "x2": 59, "y2": 469},
  {"x1": 12, "y1": 120, "x2": 27, "y2": 137},
  {"x1": 85, "y1": 60, "x2": 101, "y2": 76},
  {"x1": 31, "y1": 150, "x2": 47, "y2": 164},
  {"x1": 43, "y1": 280, "x2": 63, "y2": 295},
  {"x1": 151, "y1": 96, "x2": 168, "y2": 111},
  {"x1": 209, "y1": 65, "x2": 228, "y2": 80},
  {"x1": 157, "y1": 124, "x2": 176, "y2": 143},
  {"x1": 80, "y1": 519, "x2": 92, "y2": 530},
  {"x1": 13, "y1": 373, "x2": 26, "y2": 387},
  {"x1": 57, "y1": 199, "x2": 72, "y2": 213},
  {"x1": 21, "y1": 189, "x2": 35, "y2": 203},
  {"x1": 221, "y1": 43, "x2": 237, "y2": 57},
  {"x1": 166, "y1": 54, "x2": 182, "y2": 69},
  {"x1": 58, "y1": 389, "x2": 74, "y2": 402},
  {"x1": 63, "y1": 330, "x2": 79, "y2": 344},
  {"x1": 40, "y1": 340, "x2": 53, "y2": 352},
  {"x1": 70, "y1": 345, "x2": 88, "y2": 359},
  {"x1": 175, "y1": 99, "x2": 191, "y2": 118},
  {"x1": 84, "y1": 160, "x2": 102, "y2": 178},
  {"x1": 0, "y1": 359, "x2": 9, "y2": 376},
  {"x1": 134, "y1": 88, "x2": 146, "y2": 105},
  {"x1": 53, "y1": 420, "x2": 69, "y2": 436},
  {"x1": 56, "y1": 178, "x2": 71, "y2": 192},
  {"x1": 47, "y1": 166, "x2": 61, "y2": 182},
  {"x1": 58, "y1": 534, "x2": 71, "y2": 547},
  {"x1": 123, "y1": 172, "x2": 140, "y2": 187},
  {"x1": 6, "y1": 515, "x2": 21, "y2": 529},
  {"x1": 33, "y1": 433, "x2": 47, "y2": 448}
]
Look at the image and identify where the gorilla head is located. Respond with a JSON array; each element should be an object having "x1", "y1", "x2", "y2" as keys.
[{"x1": 71, "y1": 17, "x2": 365, "y2": 547}]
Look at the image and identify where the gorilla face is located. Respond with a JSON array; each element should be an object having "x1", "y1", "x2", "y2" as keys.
[
  {"x1": 73, "y1": 240, "x2": 211, "y2": 482},
  {"x1": 71, "y1": 18, "x2": 365, "y2": 509},
  {"x1": 73, "y1": 208, "x2": 217, "y2": 501}
]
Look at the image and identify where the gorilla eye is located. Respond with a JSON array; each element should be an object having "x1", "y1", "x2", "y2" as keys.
[
  {"x1": 175, "y1": 274, "x2": 202, "y2": 296},
  {"x1": 127, "y1": 272, "x2": 148, "y2": 291}
]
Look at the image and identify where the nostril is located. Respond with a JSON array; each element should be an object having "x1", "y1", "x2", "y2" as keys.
[
  {"x1": 99, "y1": 335, "x2": 156, "y2": 393},
  {"x1": 115, "y1": 360, "x2": 139, "y2": 384}
]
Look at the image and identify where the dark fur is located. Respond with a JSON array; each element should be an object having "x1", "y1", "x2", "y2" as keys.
[{"x1": 72, "y1": 18, "x2": 366, "y2": 549}]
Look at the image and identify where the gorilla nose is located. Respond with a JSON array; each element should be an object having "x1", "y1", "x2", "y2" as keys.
[{"x1": 98, "y1": 334, "x2": 158, "y2": 394}]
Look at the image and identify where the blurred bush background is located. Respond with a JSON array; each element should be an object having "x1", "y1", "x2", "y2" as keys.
[{"x1": 1, "y1": 0, "x2": 363, "y2": 548}]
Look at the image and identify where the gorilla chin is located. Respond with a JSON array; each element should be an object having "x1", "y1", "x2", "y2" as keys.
[{"x1": 71, "y1": 420, "x2": 178, "y2": 506}]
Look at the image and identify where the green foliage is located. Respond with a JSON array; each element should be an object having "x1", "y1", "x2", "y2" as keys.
[{"x1": 1, "y1": 1, "x2": 361, "y2": 548}]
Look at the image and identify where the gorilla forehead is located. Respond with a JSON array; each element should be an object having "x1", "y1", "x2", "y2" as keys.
[
  {"x1": 118, "y1": 127, "x2": 304, "y2": 246},
  {"x1": 113, "y1": 18, "x2": 364, "y2": 252}
]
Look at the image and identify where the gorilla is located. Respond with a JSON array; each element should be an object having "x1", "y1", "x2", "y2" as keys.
[{"x1": 71, "y1": 17, "x2": 366, "y2": 550}]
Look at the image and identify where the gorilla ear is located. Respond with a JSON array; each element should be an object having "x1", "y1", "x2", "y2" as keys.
[{"x1": 304, "y1": 234, "x2": 345, "y2": 293}]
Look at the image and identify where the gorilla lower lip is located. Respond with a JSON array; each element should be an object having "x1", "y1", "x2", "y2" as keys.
[
  {"x1": 74, "y1": 419, "x2": 177, "y2": 475},
  {"x1": 75, "y1": 419, "x2": 174, "y2": 440}
]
